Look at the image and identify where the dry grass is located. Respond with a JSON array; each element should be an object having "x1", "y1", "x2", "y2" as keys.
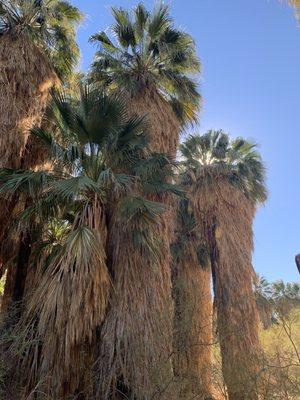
[{"x1": 190, "y1": 179, "x2": 262, "y2": 400}]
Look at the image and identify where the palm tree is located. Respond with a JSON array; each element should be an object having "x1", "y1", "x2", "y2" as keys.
[
  {"x1": 172, "y1": 198, "x2": 213, "y2": 399},
  {"x1": 90, "y1": 2, "x2": 200, "y2": 155},
  {"x1": 89, "y1": 4, "x2": 201, "y2": 398},
  {"x1": 0, "y1": 0, "x2": 82, "y2": 312},
  {"x1": 0, "y1": 85, "x2": 176, "y2": 399},
  {"x1": 180, "y1": 130, "x2": 267, "y2": 400},
  {"x1": 0, "y1": 0, "x2": 82, "y2": 169}
]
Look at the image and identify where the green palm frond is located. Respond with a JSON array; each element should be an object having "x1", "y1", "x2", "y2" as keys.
[
  {"x1": 0, "y1": 0, "x2": 83, "y2": 80},
  {"x1": 172, "y1": 197, "x2": 208, "y2": 266},
  {"x1": 117, "y1": 195, "x2": 166, "y2": 260},
  {"x1": 180, "y1": 130, "x2": 267, "y2": 205},
  {"x1": 0, "y1": 169, "x2": 55, "y2": 197},
  {"x1": 89, "y1": 2, "x2": 201, "y2": 125},
  {"x1": 1, "y1": 83, "x2": 177, "y2": 235}
]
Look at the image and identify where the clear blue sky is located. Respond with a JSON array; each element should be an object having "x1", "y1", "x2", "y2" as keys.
[{"x1": 71, "y1": 0, "x2": 300, "y2": 282}]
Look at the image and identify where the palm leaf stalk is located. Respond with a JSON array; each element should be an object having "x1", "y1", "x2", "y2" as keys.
[
  {"x1": 172, "y1": 198, "x2": 213, "y2": 399},
  {"x1": 90, "y1": 5, "x2": 200, "y2": 397},
  {"x1": 0, "y1": 0, "x2": 82, "y2": 312},
  {"x1": 0, "y1": 85, "x2": 178, "y2": 399},
  {"x1": 180, "y1": 130, "x2": 267, "y2": 400}
]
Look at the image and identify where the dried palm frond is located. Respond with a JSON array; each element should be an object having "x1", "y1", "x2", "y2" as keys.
[
  {"x1": 172, "y1": 198, "x2": 213, "y2": 399},
  {"x1": 0, "y1": 34, "x2": 57, "y2": 170},
  {"x1": 20, "y1": 197, "x2": 110, "y2": 397},
  {"x1": 180, "y1": 131, "x2": 267, "y2": 400},
  {"x1": 89, "y1": 6, "x2": 201, "y2": 396},
  {"x1": 0, "y1": 85, "x2": 172, "y2": 399},
  {"x1": 92, "y1": 80, "x2": 182, "y2": 399},
  {"x1": 128, "y1": 89, "x2": 181, "y2": 156},
  {"x1": 0, "y1": 0, "x2": 82, "y2": 312},
  {"x1": 0, "y1": 34, "x2": 58, "y2": 310},
  {"x1": 95, "y1": 194, "x2": 176, "y2": 400},
  {"x1": 191, "y1": 181, "x2": 262, "y2": 400}
]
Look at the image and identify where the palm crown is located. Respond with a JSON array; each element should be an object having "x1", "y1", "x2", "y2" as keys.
[
  {"x1": 180, "y1": 130, "x2": 267, "y2": 204},
  {"x1": 0, "y1": 0, "x2": 82, "y2": 80},
  {"x1": 0, "y1": 85, "x2": 179, "y2": 255},
  {"x1": 90, "y1": 3, "x2": 201, "y2": 124}
]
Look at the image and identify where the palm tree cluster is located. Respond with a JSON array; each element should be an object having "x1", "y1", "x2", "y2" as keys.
[{"x1": 0, "y1": 2, "x2": 267, "y2": 400}]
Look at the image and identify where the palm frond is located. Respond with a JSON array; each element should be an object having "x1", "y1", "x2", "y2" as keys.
[
  {"x1": 89, "y1": 2, "x2": 201, "y2": 125},
  {"x1": 0, "y1": 0, "x2": 83, "y2": 80},
  {"x1": 180, "y1": 130, "x2": 267, "y2": 205}
]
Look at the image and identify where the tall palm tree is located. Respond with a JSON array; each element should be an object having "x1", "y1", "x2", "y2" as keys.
[
  {"x1": 89, "y1": 4, "x2": 201, "y2": 398},
  {"x1": 180, "y1": 130, "x2": 267, "y2": 400},
  {"x1": 172, "y1": 198, "x2": 213, "y2": 399},
  {"x1": 0, "y1": 0, "x2": 82, "y2": 311},
  {"x1": 0, "y1": 0, "x2": 82, "y2": 169},
  {"x1": 0, "y1": 85, "x2": 176, "y2": 399},
  {"x1": 90, "y1": 2, "x2": 200, "y2": 155}
]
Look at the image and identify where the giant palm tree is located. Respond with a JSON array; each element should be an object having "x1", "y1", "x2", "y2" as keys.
[
  {"x1": 0, "y1": 85, "x2": 176, "y2": 399},
  {"x1": 89, "y1": 4, "x2": 201, "y2": 398},
  {"x1": 90, "y1": 2, "x2": 200, "y2": 155},
  {"x1": 172, "y1": 198, "x2": 213, "y2": 399},
  {"x1": 180, "y1": 130, "x2": 267, "y2": 400},
  {"x1": 0, "y1": 0, "x2": 81, "y2": 168},
  {"x1": 0, "y1": 0, "x2": 82, "y2": 311}
]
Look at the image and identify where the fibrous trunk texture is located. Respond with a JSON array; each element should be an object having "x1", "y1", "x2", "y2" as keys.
[
  {"x1": 17, "y1": 199, "x2": 110, "y2": 399},
  {"x1": 96, "y1": 202, "x2": 174, "y2": 399},
  {"x1": 128, "y1": 89, "x2": 180, "y2": 155},
  {"x1": 0, "y1": 33, "x2": 57, "y2": 312},
  {"x1": 191, "y1": 181, "x2": 262, "y2": 400},
  {"x1": 0, "y1": 34, "x2": 56, "y2": 169},
  {"x1": 96, "y1": 90, "x2": 180, "y2": 399},
  {"x1": 173, "y1": 243, "x2": 213, "y2": 399}
]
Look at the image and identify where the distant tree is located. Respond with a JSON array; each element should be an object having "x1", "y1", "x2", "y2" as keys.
[{"x1": 255, "y1": 276, "x2": 300, "y2": 328}]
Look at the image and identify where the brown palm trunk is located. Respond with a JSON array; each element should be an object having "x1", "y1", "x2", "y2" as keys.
[
  {"x1": 0, "y1": 33, "x2": 57, "y2": 300},
  {"x1": 0, "y1": 34, "x2": 57, "y2": 312},
  {"x1": 193, "y1": 181, "x2": 262, "y2": 400},
  {"x1": 96, "y1": 90, "x2": 180, "y2": 399},
  {"x1": 0, "y1": 34, "x2": 57, "y2": 168},
  {"x1": 19, "y1": 199, "x2": 110, "y2": 399},
  {"x1": 173, "y1": 243, "x2": 213, "y2": 399}
]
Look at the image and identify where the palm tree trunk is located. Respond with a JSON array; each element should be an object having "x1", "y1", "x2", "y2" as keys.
[
  {"x1": 0, "y1": 34, "x2": 57, "y2": 313},
  {"x1": 128, "y1": 89, "x2": 180, "y2": 155},
  {"x1": 96, "y1": 90, "x2": 180, "y2": 399},
  {"x1": 97, "y1": 206, "x2": 174, "y2": 399},
  {"x1": 194, "y1": 182, "x2": 262, "y2": 400},
  {"x1": 0, "y1": 34, "x2": 57, "y2": 169},
  {"x1": 19, "y1": 199, "x2": 110, "y2": 399},
  {"x1": 173, "y1": 249, "x2": 213, "y2": 399}
]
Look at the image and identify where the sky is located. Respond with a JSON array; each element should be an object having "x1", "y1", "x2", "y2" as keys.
[{"x1": 71, "y1": 0, "x2": 300, "y2": 282}]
